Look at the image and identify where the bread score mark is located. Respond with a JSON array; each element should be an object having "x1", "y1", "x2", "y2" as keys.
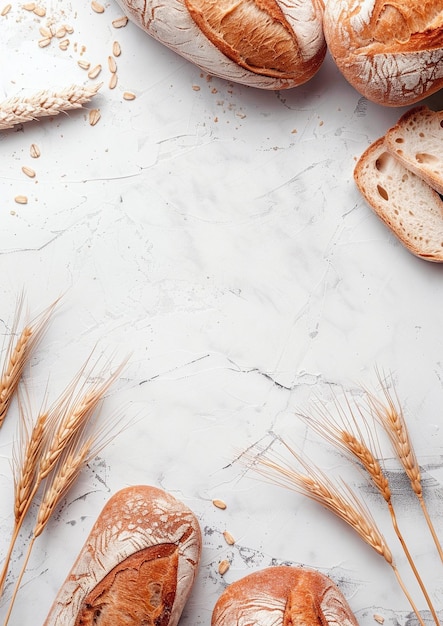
[
  {"x1": 184, "y1": 0, "x2": 303, "y2": 78},
  {"x1": 74, "y1": 543, "x2": 179, "y2": 625}
]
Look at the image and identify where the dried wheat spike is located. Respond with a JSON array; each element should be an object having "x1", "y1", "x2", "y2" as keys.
[
  {"x1": 0, "y1": 296, "x2": 59, "y2": 428},
  {"x1": 0, "y1": 83, "x2": 102, "y2": 130}
]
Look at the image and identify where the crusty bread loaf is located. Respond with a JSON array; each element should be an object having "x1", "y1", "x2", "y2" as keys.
[
  {"x1": 354, "y1": 136, "x2": 443, "y2": 262},
  {"x1": 115, "y1": 0, "x2": 326, "y2": 89},
  {"x1": 323, "y1": 0, "x2": 443, "y2": 106},
  {"x1": 43, "y1": 485, "x2": 202, "y2": 625},
  {"x1": 211, "y1": 566, "x2": 359, "y2": 626},
  {"x1": 385, "y1": 106, "x2": 443, "y2": 195}
]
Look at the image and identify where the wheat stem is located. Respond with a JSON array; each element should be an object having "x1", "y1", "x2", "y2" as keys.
[
  {"x1": 2, "y1": 536, "x2": 36, "y2": 626},
  {"x1": 0, "y1": 83, "x2": 101, "y2": 130}
]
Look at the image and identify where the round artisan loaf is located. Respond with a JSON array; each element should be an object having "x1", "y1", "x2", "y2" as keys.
[
  {"x1": 43, "y1": 485, "x2": 202, "y2": 625},
  {"x1": 115, "y1": 0, "x2": 326, "y2": 90},
  {"x1": 211, "y1": 565, "x2": 359, "y2": 626},
  {"x1": 323, "y1": 0, "x2": 443, "y2": 106}
]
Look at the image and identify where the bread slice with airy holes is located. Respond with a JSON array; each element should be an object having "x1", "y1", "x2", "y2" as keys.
[
  {"x1": 385, "y1": 106, "x2": 443, "y2": 195},
  {"x1": 354, "y1": 136, "x2": 443, "y2": 262}
]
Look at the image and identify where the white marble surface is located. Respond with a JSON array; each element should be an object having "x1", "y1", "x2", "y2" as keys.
[{"x1": 1, "y1": 2, "x2": 443, "y2": 625}]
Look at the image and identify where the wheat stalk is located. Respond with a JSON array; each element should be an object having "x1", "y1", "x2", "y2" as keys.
[
  {"x1": 248, "y1": 440, "x2": 427, "y2": 626},
  {"x1": 0, "y1": 296, "x2": 59, "y2": 428},
  {"x1": 300, "y1": 393, "x2": 440, "y2": 626},
  {"x1": 0, "y1": 83, "x2": 101, "y2": 130},
  {"x1": 367, "y1": 374, "x2": 443, "y2": 564}
]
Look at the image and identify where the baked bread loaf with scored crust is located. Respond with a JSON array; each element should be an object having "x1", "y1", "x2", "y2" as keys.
[
  {"x1": 115, "y1": 0, "x2": 326, "y2": 89},
  {"x1": 211, "y1": 566, "x2": 359, "y2": 626},
  {"x1": 354, "y1": 136, "x2": 443, "y2": 262},
  {"x1": 385, "y1": 106, "x2": 443, "y2": 194},
  {"x1": 43, "y1": 485, "x2": 202, "y2": 625},
  {"x1": 323, "y1": 0, "x2": 443, "y2": 106}
]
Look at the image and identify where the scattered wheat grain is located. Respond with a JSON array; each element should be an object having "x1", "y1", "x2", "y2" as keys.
[
  {"x1": 14, "y1": 195, "x2": 28, "y2": 204},
  {"x1": 223, "y1": 531, "x2": 235, "y2": 545},
  {"x1": 91, "y1": 0, "x2": 104, "y2": 12},
  {"x1": 59, "y1": 38, "x2": 69, "y2": 50},
  {"x1": 374, "y1": 615, "x2": 385, "y2": 624},
  {"x1": 22, "y1": 2, "x2": 35, "y2": 9},
  {"x1": 218, "y1": 560, "x2": 230, "y2": 575},
  {"x1": 30, "y1": 143, "x2": 40, "y2": 158},
  {"x1": 89, "y1": 108, "x2": 101, "y2": 126},
  {"x1": 1, "y1": 4, "x2": 12, "y2": 16},
  {"x1": 33, "y1": 5, "x2": 45, "y2": 16},
  {"x1": 88, "y1": 64, "x2": 102, "y2": 79},
  {"x1": 21, "y1": 166, "x2": 36, "y2": 178},
  {"x1": 55, "y1": 26, "x2": 66, "y2": 38},
  {"x1": 212, "y1": 499, "x2": 227, "y2": 510},
  {"x1": 39, "y1": 25, "x2": 51, "y2": 38},
  {"x1": 107, "y1": 55, "x2": 117, "y2": 73},
  {"x1": 112, "y1": 41, "x2": 121, "y2": 57},
  {"x1": 123, "y1": 91, "x2": 136, "y2": 100},
  {"x1": 77, "y1": 59, "x2": 91, "y2": 70},
  {"x1": 112, "y1": 15, "x2": 128, "y2": 28},
  {"x1": 108, "y1": 72, "x2": 117, "y2": 89},
  {"x1": 64, "y1": 23, "x2": 74, "y2": 34},
  {"x1": 38, "y1": 37, "x2": 51, "y2": 48}
]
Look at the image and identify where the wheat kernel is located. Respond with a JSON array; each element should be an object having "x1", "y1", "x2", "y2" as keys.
[
  {"x1": 218, "y1": 560, "x2": 230, "y2": 575},
  {"x1": 38, "y1": 37, "x2": 51, "y2": 48},
  {"x1": 1, "y1": 4, "x2": 11, "y2": 15},
  {"x1": 91, "y1": 0, "x2": 104, "y2": 12},
  {"x1": 107, "y1": 55, "x2": 117, "y2": 73},
  {"x1": 123, "y1": 91, "x2": 136, "y2": 100},
  {"x1": 108, "y1": 72, "x2": 118, "y2": 89},
  {"x1": 64, "y1": 23, "x2": 74, "y2": 34},
  {"x1": 33, "y1": 5, "x2": 46, "y2": 16},
  {"x1": 77, "y1": 59, "x2": 91, "y2": 70},
  {"x1": 55, "y1": 26, "x2": 66, "y2": 38},
  {"x1": 15, "y1": 195, "x2": 28, "y2": 204},
  {"x1": 30, "y1": 143, "x2": 40, "y2": 158},
  {"x1": 89, "y1": 108, "x2": 101, "y2": 126},
  {"x1": 112, "y1": 40, "x2": 121, "y2": 56},
  {"x1": 39, "y1": 25, "x2": 51, "y2": 37},
  {"x1": 112, "y1": 15, "x2": 128, "y2": 27},
  {"x1": 223, "y1": 531, "x2": 235, "y2": 545},
  {"x1": 59, "y1": 38, "x2": 69, "y2": 50},
  {"x1": 22, "y1": 2, "x2": 35, "y2": 9},
  {"x1": 374, "y1": 615, "x2": 385, "y2": 624},
  {"x1": 212, "y1": 499, "x2": 227, "y2": 510},
  {"x1": 22, "y1": 166, "x2": 36, "y2": 178},
  {"x1": 88, "y1": 64, "x2": 102, "y2": 79}
]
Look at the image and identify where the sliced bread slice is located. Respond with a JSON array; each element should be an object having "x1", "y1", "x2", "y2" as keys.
[
  {"x1": 354, "y1": 136, "x2": 443, "y2": 262},
  {"x1": 385, "y1": 106, "x2": 443, "y2": 195}
]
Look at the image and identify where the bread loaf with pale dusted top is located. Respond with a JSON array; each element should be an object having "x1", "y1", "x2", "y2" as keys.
[
  {"x1": 43, "y1": 485, "x2": 202, "y2": 625},
  {"x1": 323, "y1": 0, "x2": 443, "y2": 106},
  {"x1": 211, "y1": 566, "x2": 359, "y2": 626},
  {"x1": 115, "y1": 0, "x2": 326, "y2": 90}
]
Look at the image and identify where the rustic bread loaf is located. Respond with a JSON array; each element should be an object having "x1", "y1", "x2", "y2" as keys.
[
  {"x1": 115, "y1": 0, "x2": 326, "y2": 89},
  {"x1": 43, "y1": 485, "x2": 202, "y2": 625},
  {"x1": 354, "y1": 136, "x2": 443, "y2": 262},
  {"x1": 385, "y1": 106, "x2": 443, "y2": 194},
  {"x1": 211, "y1": 566, "x2": 359, "y2": 626},
  {"x1": 323, "y1": 0, "x2": 443, "y2": 106}
]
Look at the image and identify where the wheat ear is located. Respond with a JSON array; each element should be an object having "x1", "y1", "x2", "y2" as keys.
[
  {"x1": 0, "y1": 83, "x2": 101, "y2": 130},
  {"x1": 300, "y1": 395, "x2": 440, "y2": 626},
  {"x1": 248, "y1": 440, "x2": 427, "y2": 626},
  {"x1": 367, "y1": 376, "x2": 443, "y2": 564},
  {"x1": 0, "y1": 296, "x2": 59, "y2": 428},
  {"x1": 3, "y1": 438, "x2": 94, "y2": 626}
]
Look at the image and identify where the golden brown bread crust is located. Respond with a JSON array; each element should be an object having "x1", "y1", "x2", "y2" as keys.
[
  {"x1": 43, "y1": 485, "x2": 202, "y2": 626},
  {"x1": 115, "y1": 0, "x2": 326, "y2": 89},
  {"x1": 211, "y1": 566, "x2": 360, "y2": 626},
  {"x1": 323, "y1": 0, "x2": 443, "y2": 106}
]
